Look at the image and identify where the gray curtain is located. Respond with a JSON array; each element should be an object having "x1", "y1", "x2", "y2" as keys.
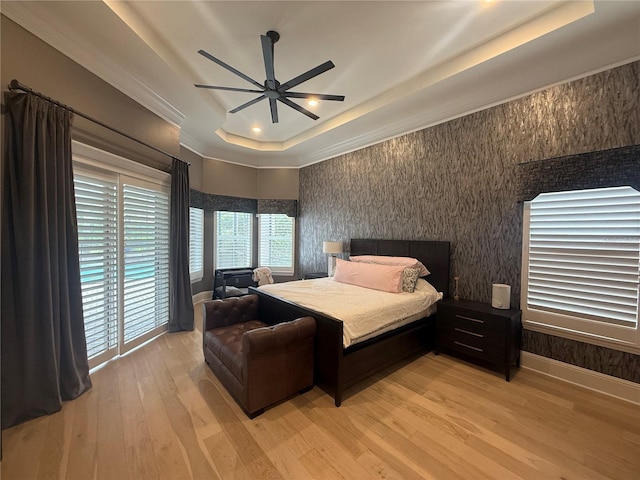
[
  {"x1": 169, "y1": 158, "x2": 194, "y2": 332},
  {"x1": 1, "y1": 92, "x2": 91, "y2": 429}
]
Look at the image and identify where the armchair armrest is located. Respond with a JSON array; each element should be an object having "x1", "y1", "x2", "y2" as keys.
[
  {"x1": 243, "y1": 317, "x2": 316, "y2": 355},
  {"x1": 202, "y1": 294, "x2": 259, "y2": 331}
]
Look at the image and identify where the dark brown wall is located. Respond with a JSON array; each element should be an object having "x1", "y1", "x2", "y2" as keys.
[{"x1": 298, "y1": 61, "x2": 640, "y2": 382}]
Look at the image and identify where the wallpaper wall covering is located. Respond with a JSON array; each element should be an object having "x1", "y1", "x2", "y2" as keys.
[{"x1": 298, "y1": 61, "x2": 639, "y2": 382}]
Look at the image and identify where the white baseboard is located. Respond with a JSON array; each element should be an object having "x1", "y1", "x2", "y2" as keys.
[
  {"x1": 521, "y1": 352, "x2": 640, "y2": 405},
  {"x1": 192, "y1": 290, "x2": 212, "y2": 305}
]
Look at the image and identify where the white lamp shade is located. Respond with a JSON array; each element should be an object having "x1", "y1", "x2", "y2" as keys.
[{"x1": 323, "y1": 241, "x2": 343, "y2": 254}]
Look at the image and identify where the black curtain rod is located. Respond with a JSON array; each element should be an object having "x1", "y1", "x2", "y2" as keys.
[{"x1": 8, "y1": 79, "x2": 190, "y2": 167}]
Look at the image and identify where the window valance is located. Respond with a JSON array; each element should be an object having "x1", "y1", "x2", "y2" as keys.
[
  {"x1": 257, "y1": 199, "x2": 298, "y2": 218},
  {"x1": 190, "y1": 189, "x2": 257, "y2": 214},
  {"x1": 189, "y1": 189, "x2": 298, "y2": 217},
  {"x1": 516, "y1": 145, "x2": 639, "y2": 202}
]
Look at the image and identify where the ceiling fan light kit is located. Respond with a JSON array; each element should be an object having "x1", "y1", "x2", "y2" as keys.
[{"x1": 195, "y1": 31, "x2": 345, "y2": 124}]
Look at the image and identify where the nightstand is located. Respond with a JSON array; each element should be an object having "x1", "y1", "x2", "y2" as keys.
[
  {"x1": 303, "y1": 272, "x2": 328, "y2": 280},
  {"x1": 436, "y1": 299, "x2": 522, "y2": 381}
]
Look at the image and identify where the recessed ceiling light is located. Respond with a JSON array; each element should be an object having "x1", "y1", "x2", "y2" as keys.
[
  {"x1": 308, "y1": 100, "x2": 318, "y2": 107},
  {"x1": 252, "y1": 127, "x2": 262, "y2": 133}
]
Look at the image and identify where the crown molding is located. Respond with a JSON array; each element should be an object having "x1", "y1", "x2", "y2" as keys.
[{"x1": 2, "y1": 2, "x2": 186, "y2": 128}]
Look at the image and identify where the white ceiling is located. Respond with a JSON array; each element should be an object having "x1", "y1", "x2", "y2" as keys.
[{"x1": 3, "y1": 1, "x2": 639, "y2": 168}]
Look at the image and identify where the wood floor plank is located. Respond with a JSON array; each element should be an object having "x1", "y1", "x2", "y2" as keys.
[
  {"x1": 298, "y1": 448, "x2": 347, "y2": 480},
  {"x1": 198, "y1": 377, "x2": 283, "y2": 480},
  {"x1": 135, "y1": 365, "x2": 192, "y2": 479},
  {"x1": 2, "y1": 302, "x2": 639, "y2": 480},
  {"x1": 35, "y1": 398, "x2": 74, "y2": 480},
  {"x1": 242, "y1": 415, "x2": 313, "y2": 479},
  {"x1": 95, "y1": 363, "x2": 128, "y2": 480},
  {"x1": 355, "y1": 448, "x2": 410, "y2": 480},
  {"x1": 202, "y1": 430, "x2": 251, "y2": 480},
  {"x1": 116, "y1": 354, "x2": 160, "y2": 480}
]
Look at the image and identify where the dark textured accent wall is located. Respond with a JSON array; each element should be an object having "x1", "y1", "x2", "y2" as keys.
[{"x1": 299, "y1": 61, "x2": 640, "y2": 382}]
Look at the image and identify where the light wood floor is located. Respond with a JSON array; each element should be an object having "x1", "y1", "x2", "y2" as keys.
[{"x1": 2, "y1": 305, "x2": 639, "y2": 480}]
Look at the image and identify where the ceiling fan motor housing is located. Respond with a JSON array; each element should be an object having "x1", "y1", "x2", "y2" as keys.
[
  {"x1": 195, "y1": 30, "x2": 344, "y2": 123},
  {"x1": 266, "y1": 30, "x2": 280, "y2": 43}
]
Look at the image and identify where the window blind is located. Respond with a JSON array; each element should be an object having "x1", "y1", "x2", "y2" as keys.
[
  {"x1": 74, "y1": 174, "x2": 119, "y2": 359},
  {"x1": 215, "y1": 211, "x2": 253, "y2": 269},
  {"x1": 527, "y1": 186, "x2": 640, "y2": 327},
  {"x1": 259, "y1": 214, "x2": 294, "y2": 274},
  {"x1": 122, "y1": 184, "x2": 170, "y2": 343},
  {"x1": 189, "y1": 207, "x2": 204, "y2": 280}
]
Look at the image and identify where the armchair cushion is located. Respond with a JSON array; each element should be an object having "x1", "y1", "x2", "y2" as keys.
[
  {"x1": 206, "y1": 320, "x2": 267, "y2": 381},
  {"x1": 202, "y1": 294, "x2": 316, "y2": 418}
]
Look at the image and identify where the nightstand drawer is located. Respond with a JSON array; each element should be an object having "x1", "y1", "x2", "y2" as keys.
[
  {"x1": 435, "y1": 299, "x2": 522, "y2": 381},
  {"x1": 438, "y1": 333, "x2": 502, "y2": 363},
  {"x1": 438, "y1": 308, "x2": 505, "y2": 335},
  {"x1": 437, "y1": 317, "x2": 504, "y2": 348}
]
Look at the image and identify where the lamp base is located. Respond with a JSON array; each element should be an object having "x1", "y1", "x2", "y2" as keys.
[{"x1": 328, "y1": 256, "x2": 337, "y2": 277}]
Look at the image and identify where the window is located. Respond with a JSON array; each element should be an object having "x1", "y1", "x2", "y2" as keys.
[
  {"x1": 189, "y1": 207, "x2": 204, "y2": 281},
  {"x1": 521, "y1": 186, "x2": 640, "y2": 350},
  {"x1": 122, "y1": 183, "x2": 169, "y2": 344},
  {"x1": 73, "y1": 142, "x2": 170, "y2": 368},
  {"x1": 74, "y1": 172, "x2": 119, "y2": 362},
  {"x1": 258, "y1": 214, "x2": 295, "y2": 275},
  {"x1": 215, "y1": 211, "x2": 253, "y2": 269}
]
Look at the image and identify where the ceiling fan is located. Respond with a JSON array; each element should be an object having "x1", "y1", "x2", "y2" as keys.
[{"x1": 195, "y1": 31, "x2": 345, "y2": 124}]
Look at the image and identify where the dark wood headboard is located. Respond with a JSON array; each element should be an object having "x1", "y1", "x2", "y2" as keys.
[{"x1": 350, "y1": 239, "x2": 450, "y2": 297}]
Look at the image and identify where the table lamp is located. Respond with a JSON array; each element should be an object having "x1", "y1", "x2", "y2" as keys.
[{"x1": 323, "y1": 241, "x2": 343, "y2": 276}]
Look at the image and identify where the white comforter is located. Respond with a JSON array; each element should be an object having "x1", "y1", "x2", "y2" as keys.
[{"x1": 258, "y1": 277, "x2": 442, "y2": 347}]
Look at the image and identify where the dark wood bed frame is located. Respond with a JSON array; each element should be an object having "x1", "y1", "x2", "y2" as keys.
[{"x1": 249, "y1": 239, "x2": 450, "y2": 406}]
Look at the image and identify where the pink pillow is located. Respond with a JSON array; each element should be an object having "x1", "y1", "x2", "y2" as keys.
[
  {"x1": 333, "y1": 258, "x2": 404, "y2": 293},
  {"x1": 349, "y1": 255, "x2": 430, "y2": 277}
]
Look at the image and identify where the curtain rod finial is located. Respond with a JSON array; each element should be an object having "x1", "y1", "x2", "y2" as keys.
[{"x1": 10, "y1": 79, "x2": 20, "y2": 90}]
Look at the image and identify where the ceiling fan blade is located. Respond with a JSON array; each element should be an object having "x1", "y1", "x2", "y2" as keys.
[
  {"x1": 278, "y1": 61, "x2": 335, "y2": 92},
  {"x1": 198, "y1": 49, "x2": 264, "y2": 89},
  {"x1": 277, "y1": 97, "x2": 319, "y2": 121},
  {"x1": 229, "y1": 95, "x2": 267, "y2": 114},
  {"x1": 261, "y1": 35, "x2": 276, "y2": 90},
  {"x1": 194, "y1": 84, "x2": 264, "y2": 94},
  {"x1": 269, "y1": 98, "x2": 279, "y2": 123},
  {"x1": 282, "y1": 92, "x2": 345, "y2": 101}
]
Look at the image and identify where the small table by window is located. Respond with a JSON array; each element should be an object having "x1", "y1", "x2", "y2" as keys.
[{"x1": 213, "y1": 268, "x2": 257, "y2": 299}]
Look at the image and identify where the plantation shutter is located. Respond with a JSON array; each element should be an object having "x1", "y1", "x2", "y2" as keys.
[
  {"x1": 215, "y1": 211, "x2": 253, "y2": 269},
  {"x1": 258, "y1": 214, "x2": 294, "y2": 274},
  {"x1": 74, "y1": 173, "x2": 119, "y2": 360},
  {"x1": 189, "y1": 207, "x2": 204, "y2": 280},
  {"x1": 122, "y1": 183, "x2": 170, "y2": 343},
  {"x1": 527, "y1": 186, "x2": 640, "y2": 327}
]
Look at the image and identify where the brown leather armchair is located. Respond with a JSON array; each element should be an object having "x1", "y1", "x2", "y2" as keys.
[{"x1": 202, "y1": 294, "x2": 316, "y2": 418}]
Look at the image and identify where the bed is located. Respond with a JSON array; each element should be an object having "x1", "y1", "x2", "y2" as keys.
[{"x1": 249, "y1": 239, "x2": 450, "y2": 406}]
